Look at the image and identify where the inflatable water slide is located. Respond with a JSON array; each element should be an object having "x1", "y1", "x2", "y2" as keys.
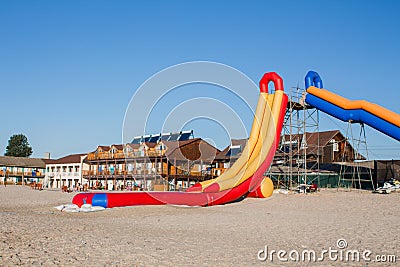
[
  {"x1": 72, "y1": 72, "x2": 288, "y2": 208},
  {"x1": 305, "y1": 71, "x2": 400, "y2": 141}
]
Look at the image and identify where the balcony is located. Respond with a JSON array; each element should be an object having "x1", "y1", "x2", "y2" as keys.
[
  {"x1": 86, "y1": 150, "x2": 165, "y2": 161},
  {"x1": 82, "y1": 170, "x2": 95, "y2": 176},
  {"x1": 1, "y1": 171, "x2": 44, "y2": 177},
  {"x1": 112, "y1": 152, "x2": 125, "y2": 159},
  {"x1": 82, "y1": 169, "x2": 171, "y2": 177},
  {"x1": 147, "y1": 151, "x2": 163, "y2": 157},
  {"x1": 98, "y1": 153, "x2": 110, "y2": 159},
  {"x1": 87, "y1": 153, "x2": 97, "y2": 160}
]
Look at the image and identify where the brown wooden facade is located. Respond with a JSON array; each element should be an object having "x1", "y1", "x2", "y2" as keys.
[
  {"x1": 212, "y1": 130, "x2": 365, "y2": 175},
  {"x1": 83, "y1": 139, "x2": 219, "y2": 190}
]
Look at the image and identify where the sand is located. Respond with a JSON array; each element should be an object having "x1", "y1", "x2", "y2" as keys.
[{"x1": 0, "y1": 185, "x2": 399, "y2": 266}]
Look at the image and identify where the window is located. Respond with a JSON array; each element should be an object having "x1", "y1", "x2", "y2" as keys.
[
  {"x1": 333, "y1": 142, "x2": 339, "y2": 152},
  {"x1": 301, "y1": 138, "x2": 308, "y2": 149},
  {"x1": 157, "y1": 143, "x2": 166, "y2": 151},
  {"x1": 330, "y1": 139, "x2": 339, "y2": 152},
  {"x1": 226, "y1": 145, "x2": 242, "y2": 157},
  {"x1": 280, "y1": 140, "x2": 298, "y2": 153}
]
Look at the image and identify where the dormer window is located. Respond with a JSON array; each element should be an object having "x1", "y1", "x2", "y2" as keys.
[
  {"x1": 226, "y1": 145, "x2": 242, "y2": 157},
  {"x1": 330, "y1": 139, "x2": 339, "y2": 152},
  {"x1": 157, "y1": 143, "x2": 166, "y2": 151}
]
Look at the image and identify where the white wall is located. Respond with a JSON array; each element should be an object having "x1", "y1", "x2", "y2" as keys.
[{"x1": 45, "y1": 159, "x2": 89, "y2": 189}]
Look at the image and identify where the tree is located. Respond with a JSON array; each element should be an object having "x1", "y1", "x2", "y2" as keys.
[{"x1": 4, "y1": 134, "x2": 33, "y2": 157}]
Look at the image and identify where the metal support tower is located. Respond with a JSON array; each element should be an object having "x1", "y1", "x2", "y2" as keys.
[
  {"x1": 278, "y1": 86, "x2": 320, "y2": 191},
  {"x1": 338, "y1": 122, "x2": 375, "y2": 190}
]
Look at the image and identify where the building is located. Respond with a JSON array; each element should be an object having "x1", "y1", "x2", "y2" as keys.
[
  {"x1": 44, "y1": 154, "x2": 89, "y2": 189},
  {"x1": 275, "y1": 130, "x2": 365, "y2": 165},
  {"x1": 212, "y1": 130, "x2": 365, "y2": 180},
  {"x1": 211, "y1": 139, "x2": 247, "y2": 176},
  {"x1": 83, "y1": 135, "x2": 219, "y2": 191},
  {"x1": 0, "y1": 156, "x2": 46, "y2": 184}
]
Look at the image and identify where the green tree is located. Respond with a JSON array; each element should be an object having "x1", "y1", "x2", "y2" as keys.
[{"x1": 4, "y1": 134, "x2": 33, "y2": 157}]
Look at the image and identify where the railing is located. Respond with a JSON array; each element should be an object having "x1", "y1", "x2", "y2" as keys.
[
  {"x1": 87, "y1": 153, "x2": 96, "y2": 160},
  {"x1": 46, "y1": 172, "x2": 81, "y2": 177},
  {"x1": 82, "y1": 169, "x2": 172, "y2": 176},
  {"x1": 147, "y1": 151, "x2": 163, "y2": 157},
  {"x1": 86, "y1": 150, "x2": 164, "y2": 160},
  {"x1": 0, "y1": 171, "x2": 44, "y2": 177},
  {"x1": 82, "y1": 170, "x2": 95, "y2": 176},
  {"x1": 98, "y1": 153, "x2": 110, "y2": 159},
  {"x1": 112, "y1": 152, "x2": 125, "y2": 159},
  {"x1": 132, "y1": 152, "x2": 143, "y2": 157}
]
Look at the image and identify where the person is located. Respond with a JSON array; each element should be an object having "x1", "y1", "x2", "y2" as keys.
[
  {"x1": 126, "y1": 182, "x2": 132, "y2": 191},
  {"x1": 3, "y1": 176, "x2": 6, "y2": 187}
]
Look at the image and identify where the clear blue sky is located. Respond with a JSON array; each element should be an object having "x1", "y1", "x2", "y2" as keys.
[{"x1": 1, "y1": 0, "x2": 399, "y2": 159}]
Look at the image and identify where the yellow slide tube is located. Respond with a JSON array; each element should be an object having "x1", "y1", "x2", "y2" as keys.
[
  {"x1": 212, "y1": 90, "x2": 284, "y2": 191},
  {"x1": 197, "y1": 91, "x2": 272, "y2": 188}
]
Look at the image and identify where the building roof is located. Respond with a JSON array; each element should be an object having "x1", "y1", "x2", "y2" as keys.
[
  {"x1": 46, "y1": 154, "x2": 87, "y2": 165},
  {"x1": 164, "y1": 138, "x2": 220, "y2": 162},
  {"x1": 125, "y1": 143, "x2": 140, "y2": 149},
  {"x1": 98, "y1": 146, "x2": 110, "y2": 152},
  {"x1": 0, "y1": 156, "x2": 46, "y2": 168},
  {"x1": 143, "y1": 142, "x2": 157, "y2": 149},
  {"x1": 161, "y1": 138, "x2": 197, "y2": 149},
  {"x1": 89, "y1": 145, "x2": 111, "y2": 154},
  {"x1": 111, "y1": 144, "x2": 124, "y2": 150},
  {"x1": 214, "y1": 139, "x2": 248, "y2": 161}
]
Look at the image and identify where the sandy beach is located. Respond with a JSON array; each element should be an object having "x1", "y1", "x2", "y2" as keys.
[{"x1": 0, "y1": 185, "x2": 399, "y2": 266}]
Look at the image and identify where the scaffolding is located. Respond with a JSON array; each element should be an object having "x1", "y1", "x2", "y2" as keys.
[
  {"x1": 269, "y1": 86, "x2": 320, "y2": 190},
  {"x1": 338, "y1": 122, "x2": 375, "y2": 190},
  {"x1": 267, "y1": 86, "x2": 377, "y2": 192}
]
